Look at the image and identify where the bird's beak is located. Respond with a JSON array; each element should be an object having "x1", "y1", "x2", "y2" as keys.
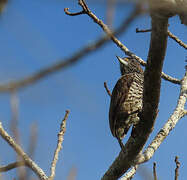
[{"x1": 116, "y1": 56, "x2": 128, "y2": 66}]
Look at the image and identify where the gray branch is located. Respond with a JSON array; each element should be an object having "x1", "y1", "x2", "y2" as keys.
[{"x1": 101, "y1": 11, "x2": 169, "y2": 180}]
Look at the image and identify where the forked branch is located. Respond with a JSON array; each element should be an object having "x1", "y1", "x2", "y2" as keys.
[
  {"x1": 0, "y1": 4, "x2": 142, "y2": 93},
  {"x1": 0, "y1": 110, "x2": 70, "y2": 180},
  {"x1": 65, "y1": 0, "x2": 180, "y2": 85},
  {"x1": 65, "y1": 1, "x2": 171, "y2": 179}
]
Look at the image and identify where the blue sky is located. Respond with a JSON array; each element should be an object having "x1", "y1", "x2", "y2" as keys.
[{"x1": 0, "y1": 0, "x2": 187, "y2": 180}]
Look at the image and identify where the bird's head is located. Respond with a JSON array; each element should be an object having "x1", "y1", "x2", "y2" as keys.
[{"x1": 116, "y1": 56, "x2": 143, "y2": 76}]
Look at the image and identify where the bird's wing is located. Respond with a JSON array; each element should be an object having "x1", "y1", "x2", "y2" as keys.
[{"x1": 109, "y1": 73, "x2": 134, "y2": 137}]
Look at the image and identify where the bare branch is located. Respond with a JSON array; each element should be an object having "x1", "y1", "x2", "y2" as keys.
[
  {"x1": 0, "y1": 122, "x2": 48, "y2": 180},
  {"x1": 120, "y1": 166, "x2": 138, "y2": 180},
  {"x1": 175, "y1": 156, "x2": 180, "y2": 180},
  {"x1": 135, "y1": 68, "x2": 187, "y2": 164},
  {"x1": 66, "y1": 0, "x2": 145, "y2": 63},
  {"x1": 136, "y1": 28, "x2": 151, "y2": 33},
  {"x1": 102, "y1": 10, "x2": 169, "y2": 180},
  {"x1": 65, "y1": 1, "x2": 181, "y2": 85},
  {"x1": 136, "y1": 28, "x2": 187, "y2": 50},
  {"x1": 161, "y1": 72, "x2": 180, "y2": 85},
  {"x1": 168, "y1": 31, "x2": 187, "y2": 50},
  {"x1": 104, "y1": 82, "x2": 112, "y2": 97},
  {"x1": 64, "y1": 8, "x2": 85, "y2": 16},
  {"x1": 0, "y1": 5, "x2": 141, "y2": 93},
  {"x1": 48, "y1": 110, "x2": 70, "y2": 180},
  {"x1": 66, "y1": 1, "x2": 184, "y2": 179},
  {"x1": 153, "y1": 162, "x2": 157, "y2": 180},
  {"x1": 0, "y1": 161, "x2": 26, "y2": 172}
]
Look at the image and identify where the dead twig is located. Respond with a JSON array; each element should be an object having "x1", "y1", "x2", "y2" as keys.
[
  {"x1": 153, "y1": 162, "x2": 157, "y2": 180},
  {"x1": 0, "y1": 122, "x2": 48, "y2": 180},
  {"x1": 104, "y1": 82, "x2": 112, "y2": 97},
  {"x1": 136, "y1": 28, "x2": 187, "y2": 50},
  {"x1": 136, "y1": 28, "x2": 151, "y2": 33},
  {"x1": 0, "y1": 5, "x2": 142, "y2": 93},
  {"x1": 48, "y1": 110, "x2": 70, "y2": 180},
  {"x1": 65, "y1": 1, "x2": 181, "y2": 85},
  {"x1": 175, "y1": 156, "x2": 180, "y2": 180},
  {"x1": 0, "y1": 161, "x2": 26, "y2": 172}
]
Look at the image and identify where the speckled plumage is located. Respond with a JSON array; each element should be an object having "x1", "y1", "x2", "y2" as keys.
[{"x1": 109, "y1": 57, "x2": 144, "y2": 150}]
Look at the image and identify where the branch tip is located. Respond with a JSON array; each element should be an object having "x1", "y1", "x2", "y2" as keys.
[
  {"x1": 175, "y1": 156, "x2": 180, "y2": 180},
  {"x1": 153, "y1": 162, "x2": 157, "y2": 180},
  {"x1": 104, "y1": 82, "x2": 112, "y2": 97},
  {"x1": 64, "y1": 8, "x2": 85, "y2": 16}
]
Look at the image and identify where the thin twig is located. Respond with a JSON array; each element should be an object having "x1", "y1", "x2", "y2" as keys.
[
  {"x1": 68, "y1": 1, "x2": 169, "y2": 179},
  {"x1": 136, "y1": 28, "x2": 187, "y2": 50},
  {"x1": 104, "y1": 82, "x2": 112, "y2": 97},
  {"x1": 0, "y1": 5, "x2": 142, "y2": 93},
  {"x1": 48, "y1": 110, "x2": 70, "y2": 180},
  {"x1": 175, "y1": 156, "x2": 180, "y2": 180},
  {"x1": 168, "y1": 31, "x2": 187, "y2": 50},
  {"x1": 0, "y1": 161, "x2": 26, "y2": 172},
  {"x1": 65, "y1": 0, "x2": 146, "y2": 63},
  {"x1": 64, "y1": 8, "x2": 85, "y2": 16},
  {"x1": 136, "y1": 28, "x2": 151, "y2": 33},
  {"x1": 0, "y1": 122, "x2": 48, "y2": 180},
  {"x1": 153, "y1": 162, "x2": 157, "y2": 180},
  {"x1": 65, "y1": 1, "x2": 181, "y2": 85},
  {"x1": 66, "y1": 1, "x2": 184, "y2": 179}
]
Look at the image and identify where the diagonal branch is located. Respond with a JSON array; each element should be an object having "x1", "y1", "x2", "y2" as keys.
[
  {"x1": 136, "y1": 28, "x2": 187, "y2": 50},
  {"x1": 0, "y1": 5, "x2": 142, "y2": 93},
  {"x1": 121, "y1": 65, "x2": 187, "y2": 179},
  {"x1": 0, "y1": 122, "x2": 48, "y2": 180},
  {"x1": 65, "y1": 0, "x2": 180, "y2": 85},
  {"x1": 101, "y1": 12, "x2": 169, "y2": 180},
  {"x1": 168, "y1": 31, "x2": 187, "y2": 50},
  {"x1": 0, "y1": 110, "x2": 71, "y2": 180},
  {"x1": 0, "y1": 161, "x2": 26, "y2": 172},
  {"x1": 104, "y1": 82, "x2": 112, "y2": 97},
  {"x1": 134, "y1": 67, "x2": 187, "y2": 164},
  {"x1": 65, "y1": 0, "x2": 147, "y2": 64},
  {"x1": 65, "y1": 1, "x2": 185, "y2": 179}
]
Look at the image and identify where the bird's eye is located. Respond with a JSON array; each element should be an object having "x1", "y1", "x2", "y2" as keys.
[{"x1": 124, "y1": 58, "x2": 129, "y2": 62}]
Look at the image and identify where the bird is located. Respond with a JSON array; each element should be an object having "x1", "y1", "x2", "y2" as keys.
[{"x1": 109, "y1": 56, "x2": 144, "y2": 151}]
